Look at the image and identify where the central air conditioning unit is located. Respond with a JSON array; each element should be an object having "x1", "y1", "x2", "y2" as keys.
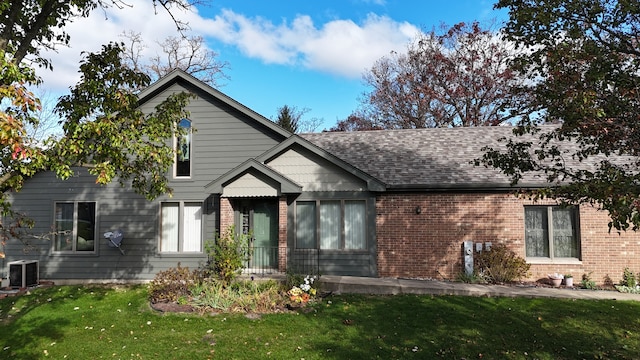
[{"x1": 8, "y1": 260, "x2": 39, "y2": 288}]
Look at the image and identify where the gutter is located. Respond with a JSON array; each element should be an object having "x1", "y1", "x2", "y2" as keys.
[{"x1": 382, "y1": 182, "x2": 549, "y2": 193}]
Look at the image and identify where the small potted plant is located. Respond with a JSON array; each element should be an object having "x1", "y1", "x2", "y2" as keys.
[
  {"x1": 548, "y1": 273, "x2": 564, "y2": 287},
  {"x1": 564, "y1": 274, "x2": 573, "y2": 287}
]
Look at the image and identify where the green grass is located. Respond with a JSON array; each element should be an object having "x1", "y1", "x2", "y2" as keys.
[{"x1": 1, "y1": 285, "x2": 640, "y2": 359}]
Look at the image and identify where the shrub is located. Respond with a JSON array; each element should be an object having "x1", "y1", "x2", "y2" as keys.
[
  {"x1": 581, "y1": 272, "x2": 597, "y2": 290},
  {"x1": 148, "y1": 264, "x2": 205, "y2": 303},
  {"x1": 615, "y1": 268, "x2": 640, "y2": 293},
  {"x1": 204, "y1": 225, "x2": 252, "y2": 286},
  {"x1": 621, "y1": 267, "x2": 637, "y2": 288},
  {"x1": 474, "y1": 243, "x2": 530, "y2": 284}
]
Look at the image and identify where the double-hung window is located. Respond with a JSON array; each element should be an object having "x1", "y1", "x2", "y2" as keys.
[
  {"x1": 524, "y1": 206, "x2": 580, "y2": 259},
  {"x1": 54, "y1": 202, "x2": 97, "y2": 253},
  {"x1": 160, "y1": 202, "x2": 202, "y2": 253},
  {"x1": 295, "y1": 200, "x2": 367, "y2": 250}
]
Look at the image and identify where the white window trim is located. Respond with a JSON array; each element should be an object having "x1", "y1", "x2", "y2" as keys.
[
  {"x1": 52, "y1": 201, "x2": 98, "y2": 254},
  {"x1": 159, "y1": 201, "x2": 203, "y2": 253},
  {"x1": 524, "y1": 205, "x2": 580, "y2": 261},
  {"x1": 526, "y1": 257, "x2": 583, "y2": 265},
  {"x1": 174, "y1": 118, "x2": 193, "y2": 179}
]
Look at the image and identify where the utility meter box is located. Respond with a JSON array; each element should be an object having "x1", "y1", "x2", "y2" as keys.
[{"x1": 463, "y1": 241, "x2": 474, "y2": 276}]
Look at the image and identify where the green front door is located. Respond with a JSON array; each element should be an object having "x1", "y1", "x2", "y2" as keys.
[{"x1": 240, "y1": 200, "x2": 278, "y2": 269}]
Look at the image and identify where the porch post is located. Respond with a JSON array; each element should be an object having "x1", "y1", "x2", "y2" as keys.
[
  {"x1": 219, "y1": 197, "x2": 234, "y2": 231},
  {"x1": 278, "y1": 196, "x2": 288, "y2": 272}
]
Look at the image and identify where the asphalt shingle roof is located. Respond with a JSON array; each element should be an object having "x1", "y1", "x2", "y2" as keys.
[{"x1": 301, "y1": 126, "x2": 559, "y2": 190}]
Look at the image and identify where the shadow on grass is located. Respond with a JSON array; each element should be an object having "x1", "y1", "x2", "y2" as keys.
[
  {"x1": 0, "y1": 285, "x2": 128, "y2": 358},
  {"x1": 301, "y1": 294, "x2": 640, "y2": 360}
]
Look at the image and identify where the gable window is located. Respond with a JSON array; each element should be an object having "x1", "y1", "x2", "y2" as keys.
[
  {"x1": 175, "y1": 118, "x2": 192, "y2": 177},
  {"x1": 54, "y1": 202, "x2": 96, "y2": 253},
  {"x1": 525, "y1": 206, "x2": 579, "y2": 259},
  {"x1": 295, "y1": 200, "x2": 366, "y2": 250},
  {"x1": 160, "y1": 202, "x2": 202, "y2": 252}
]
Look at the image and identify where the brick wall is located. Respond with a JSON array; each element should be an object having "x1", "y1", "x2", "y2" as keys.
[
  {"x1": 376, "y1": 192, "x2": 640, "y2": 285},
  {"x1": 278, "y1": 196, "x2": 288, "y2": 272},
  {"x1": 220, "y1": 197, "x2": 234, "y2": 231}
]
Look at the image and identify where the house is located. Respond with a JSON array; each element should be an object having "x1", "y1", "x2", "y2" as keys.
[{"x1": 4, "y1": 70, "x2": 640, "y2": 285}]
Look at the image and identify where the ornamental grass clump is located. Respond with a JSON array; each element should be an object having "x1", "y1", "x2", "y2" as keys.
[{"x1": 191, "y1": 279, "x2": 282, "y2": 313}]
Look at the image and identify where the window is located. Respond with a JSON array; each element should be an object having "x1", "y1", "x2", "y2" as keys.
[
  {"x1": 295, "y1": 200, "x2": 366, "y2": 250},
  {"x1": 296, "y1": 202, "x2": 317, "y2": 249},
  {"x1": 160, "y1": 202, "x2": 202, "y2": 252},
  {"x1": 175, "y1": 118, "x2": 192, "y2": 177},
  {"x1": 525, "y1": 206, "x2": 579, "y2": 259},
  {"x1": 54, "y1": 202, "x2": 96, "y2": 253}
]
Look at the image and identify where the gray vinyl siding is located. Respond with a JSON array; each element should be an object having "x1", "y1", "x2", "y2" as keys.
[
  {"x1": 316, "y1": 253, "x2": 375, "y2": 276},
  {"x1": 144, "y1": 81, "x2": 286, "y2": 247},
  {"x1": 4, "y1": 169, "x2": 206, "y2": 281},
  {"x1": 141, "y1": 82, "x2": 284, "y2": 199},
  {"x1": 222, "y1": 173, "x2": 279, "y2": 197},
  {"x1": 267, "y1": 148, "x2": 368, "y2": 192},
  {"x1": 268, "y1": 147, "x2": 378, "y2": 276},
  {"x1": 4, "y1": 80, "x2": 287, "y2": 281},
  {"x1": 287, "y1": 191, "x2": 378, "y2": 277},
  {"x1": 4, "y1": 75, "x2": 382, "y2": 281}
]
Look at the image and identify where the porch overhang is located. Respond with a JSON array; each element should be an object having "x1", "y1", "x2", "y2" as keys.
[
  {"x1": 205, "y1": 159, "x2": 302, "y2": 197},
  {"x1": 257, "y1": 136, "x2": 387, "y2": 192}
]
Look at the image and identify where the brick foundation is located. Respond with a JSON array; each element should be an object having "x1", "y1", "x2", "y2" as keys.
[{"x1": 376, "y1": 192, "x2": 640, "y2": 285}]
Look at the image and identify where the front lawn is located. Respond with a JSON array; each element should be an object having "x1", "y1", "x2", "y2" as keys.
[{"x1": 1, "y1": 285, "x2": 639, "y2": 359}]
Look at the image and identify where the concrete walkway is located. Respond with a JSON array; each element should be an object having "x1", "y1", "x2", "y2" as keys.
[{"x1": 320, "y1": 275, "x2": 640, "y2": 301}]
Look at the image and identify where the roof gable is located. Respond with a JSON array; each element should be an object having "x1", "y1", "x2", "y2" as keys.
[
  {"x1": 137, "y1": 69, "x2": 292, "y2": 139},
  {"x1": 205, "y1": 159, "x2": 302, "y2": 196},
  {"x1": 258, "y1": 136, "x2": 386, "y2": 192}
]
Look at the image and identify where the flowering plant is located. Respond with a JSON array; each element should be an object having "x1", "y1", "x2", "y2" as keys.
[{"x1": 287, "y1": 275, "x2": 317, "y2": 303}]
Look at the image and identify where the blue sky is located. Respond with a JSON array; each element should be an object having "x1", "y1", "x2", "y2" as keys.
[{"x1": 39, "y1": 0, "x2": 508, "y2": 131}]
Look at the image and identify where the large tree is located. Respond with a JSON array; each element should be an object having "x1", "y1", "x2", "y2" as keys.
[
  {"x1": 479, "y1": 0, "x2": 640, "y2": 231},
  {"x1": 273, "y1": 105, "x2": 322, "y2": 133},
  {"x1": 0, "y1": 0, "x2": 196, "y2": 254},
  {"x1": 120, "y1": 31, "x2": 229, "y2": 87},
  {"x1": 274, "y1": 105, "x2": 300, "y2": 133},
  {"x1": 329, "y1": 113, "x2": 383, "y2": 132},
  {"x1": 355, "y1": 21, "x2": 527, "y2": 130}
]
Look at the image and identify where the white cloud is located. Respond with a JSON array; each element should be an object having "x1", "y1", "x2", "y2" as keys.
[
  {"x1": 37, "y1": 5, "x2": 419, "y2": 93},
  {"x1": 196, "y1": 10, "x2": 420, "y2": 78},
  {"x1": 38, "y1": 2, "x2": 198, "y2": 92},
  {"x1": 300, "y1": 14, "x2": 419, "y2": 77}
]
